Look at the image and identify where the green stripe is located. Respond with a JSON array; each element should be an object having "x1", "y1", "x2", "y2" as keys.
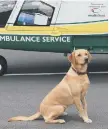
[
  {"x1": 52, "y1": 19, "x2": 108, "y2": 25},
  {"x1": 0, "y1": 34, "x2": 108, "y2": 53}
]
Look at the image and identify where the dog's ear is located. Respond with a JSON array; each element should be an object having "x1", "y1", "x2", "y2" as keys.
[
  {"x1": 87, "y1": 51, "x2": 92, "y2": 63},
  {"x1": 68, "y1": 54, "x2": 72, "y2": 62},
  {"x1": 68, "y1": 52, "x2": 76, "y2": 65}
]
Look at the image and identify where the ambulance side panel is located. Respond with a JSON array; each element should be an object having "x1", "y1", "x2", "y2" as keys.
[
  {"x1": 0, "y1": 0, "x2": 108, "y2": 53},
  {"x1": 56, "y1": 1, "x2": 108, "y2": 53}
]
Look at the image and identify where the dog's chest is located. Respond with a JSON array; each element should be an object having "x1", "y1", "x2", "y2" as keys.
[
  {"x1": 79, "y1": 75, "x2": 90, "y2": 91},
  {"x1": 80, "y1": 75, "x2": 90, "y2": 84}
]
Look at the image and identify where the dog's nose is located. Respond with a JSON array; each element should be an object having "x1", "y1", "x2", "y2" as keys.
[{"x1": 85, "y1": 58, "x2": 88, "y2": 63}]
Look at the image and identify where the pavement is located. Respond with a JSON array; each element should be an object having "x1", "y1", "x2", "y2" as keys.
[{"x1": 0, "y1": 50, "x2": 108, "y2": 129}]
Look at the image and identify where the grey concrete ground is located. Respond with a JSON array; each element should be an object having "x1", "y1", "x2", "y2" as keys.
[{"x1": 0, "y1": 50, "x2": 108, "y2": 129}]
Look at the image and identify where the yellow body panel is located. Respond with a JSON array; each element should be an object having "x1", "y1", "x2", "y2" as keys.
[
  {"x1": 59, "y1": 21, "x2": 108, "y2": 34},
  {"x1": 0, "y1": 21, "x2": 108, "y2": 35}
]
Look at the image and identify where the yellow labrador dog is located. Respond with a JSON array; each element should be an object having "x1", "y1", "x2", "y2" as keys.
[{"x1": 8, "y1": 49, "x2": 92, "y2": 124}]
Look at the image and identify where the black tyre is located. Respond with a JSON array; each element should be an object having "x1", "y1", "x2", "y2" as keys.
[{"x1": 0, "y1": 56, "x2": 7, "y2": 76}]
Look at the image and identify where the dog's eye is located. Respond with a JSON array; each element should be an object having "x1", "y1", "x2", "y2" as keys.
[
  {"x1": 78, "y1": 54, "x2": 81, "y2": 56},
  {"x1": 85, "y1": 53, "x2": 88, "y2": 55}
]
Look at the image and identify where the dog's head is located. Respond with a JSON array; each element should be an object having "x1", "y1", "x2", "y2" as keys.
[{"x1": 68, "y1": 49, "x2": 92, "y2": 66}]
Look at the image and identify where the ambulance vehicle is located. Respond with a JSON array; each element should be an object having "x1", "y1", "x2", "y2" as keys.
[{"x1": 0, "y1": 0, "x2": 108, "y2": 75}]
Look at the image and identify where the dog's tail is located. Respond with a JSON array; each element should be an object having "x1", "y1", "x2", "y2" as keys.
[{"x1": 8, "y1": 111, "x2": 41, "y2": 122}]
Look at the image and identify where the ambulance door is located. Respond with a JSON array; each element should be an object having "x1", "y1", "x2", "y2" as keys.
[{"x1": 6, "y1": 0, "x2": 62, "y2": 34}]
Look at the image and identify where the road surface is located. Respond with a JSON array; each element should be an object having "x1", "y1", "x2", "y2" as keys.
[{"x1": 0, "y1": 50, "x2": 108, "y2": 129}]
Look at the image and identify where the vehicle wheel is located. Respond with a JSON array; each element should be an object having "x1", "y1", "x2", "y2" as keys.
[{"x1": 0, "y1": 56, "x2": 7, "y2": 76}]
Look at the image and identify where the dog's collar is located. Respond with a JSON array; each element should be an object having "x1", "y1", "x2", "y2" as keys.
[{"x1": 71, "y1": 67, "x2": 87, "y2": 75}]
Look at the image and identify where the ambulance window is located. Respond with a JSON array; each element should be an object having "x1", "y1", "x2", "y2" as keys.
[
  {"x1": 0, "y1": 1, "x2": 16, "y2": 27},
  {"x1": 15, "y1": 0, "x2": 55, "y2": 26}
]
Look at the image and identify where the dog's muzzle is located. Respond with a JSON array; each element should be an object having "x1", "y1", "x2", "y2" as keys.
[{"x1": 85, "y1": 58, "x2": 88, "y2": 63}]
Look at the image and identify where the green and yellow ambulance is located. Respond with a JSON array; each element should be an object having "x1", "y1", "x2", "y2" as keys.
[{"x1": 0, "y1": 0, "x2": 108, "y2": 75}]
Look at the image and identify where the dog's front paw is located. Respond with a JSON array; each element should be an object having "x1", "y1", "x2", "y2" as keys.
[
  {"x1": 84, "y1": 118, "x2": 92, "y2": 124},
  {"x1": 58, "y1": 119, "x2": 66, "y2": 124}
]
